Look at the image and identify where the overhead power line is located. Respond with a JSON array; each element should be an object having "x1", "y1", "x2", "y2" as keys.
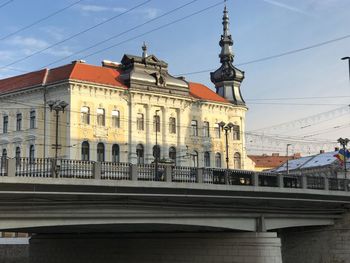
[
  {"x1": 80, "y1": 1, "x2": 225, "y2": 60},
  {"x1": 0, "y1": 0, "x2": 84, "y2": 41},
  {"x1": 175, "y1": 33, "x2": 350, "y2": 76},
  {"x1": 0, "y1": 0, "x2": 151, "y2": 70},
  {"x1": 0, "y1": 0, "x2": 14, "y2": 9},
  {"x1": 41, "y1": 0, "x2": 199, "y2": 68}
]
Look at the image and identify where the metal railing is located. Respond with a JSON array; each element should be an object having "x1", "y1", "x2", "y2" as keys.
[{"x1": 2, "y1": 157, "x2": 350, "y2": 193}]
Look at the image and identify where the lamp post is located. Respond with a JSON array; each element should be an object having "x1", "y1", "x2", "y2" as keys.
[
  {"x1": 219, "y1": 121, "x2": 234, "y2": 169},
  {"x1": 337, "y1": 137, "x2": 350, "y2": 175},
  {"x1": 286, "y1": 144, "x2": 291, "y2": 174},
  {"x1": 341, "y1": 57, "x2": 350, "y2": 84},
  {"x1": 154, "y1": 110, "x2": 160, "y2": 179},
  {"x1": 47, "y1": 100, "x2": 68, "y2": 160}
]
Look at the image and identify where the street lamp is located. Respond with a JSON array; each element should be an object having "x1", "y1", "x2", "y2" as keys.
[
  {"x1": 341, "y1": 57, "x2": 350, "y2": 84},
  {"x1": 219, "y1": 121, "x2": 234, "y2": 169},
  {"x1": 47, "y1": 100, "x2": 68, "y2": 160},
  {"x1": 154, "y1": 110, "x2": 160, "y2": 179},
  {"x1": 337, "y1": 137, "x2": 350, "y2": 175},
  {"x1": 286, "y1": 144, "x2": 291, "y2": 174}
]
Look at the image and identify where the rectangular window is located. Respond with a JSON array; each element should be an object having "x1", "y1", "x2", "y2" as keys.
[
  {"x1": 232, "y1": 125, "x2": 240, "y2": 140},
  {"x1": 215, "y1": 123, "x2": 221, "y2": 138},
  {"x1": 16, "y1": 113, "x2": 22, "y2": 131},
  {"x1": 137, "y1": 113, "x2": 144, "y2": 131},
  {"x1": 169, "y1": 117, "x2": 176, "y2": 134},
  {"x1": 3, "y1": 116, "x2": 8, "y2": 134},
  {"x1": 112, "y1": 110, "x2": 120, "y2": 128},
  {"x1": 153, "y1": 115, "x2": 160, "y2": 132},
  {"x1": 203, "y1": 121, "x2": 210, "y2": 137},
  {"x1": 96, "y1": 108, "x2": 105, "y2": 126},
  {"x1": 191, "y1": 120, "x2": 198, "y2": 136},
  {"x1": 30, "y1": 110, "x2": 36, "y2": 129},
  {"x1": 81, "y1": 106, "x2": 90, "y2": 125}
]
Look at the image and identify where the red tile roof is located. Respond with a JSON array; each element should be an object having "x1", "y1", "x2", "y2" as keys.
[
  {"x1": 0, "y1": 69, "x2": 47, "y2": 94},
  {"x1": 189, "y1": 82, "x2": 229, "y2": 103},
  {"x1": 46, "y1": 62, "x2": 127, "y2": 88},
  {"x1": 0, "y1": 63, "x2": 229, "y2": 104},
  {"x1": 249, "y1": 154, "x2": 301, "y2": 169}
]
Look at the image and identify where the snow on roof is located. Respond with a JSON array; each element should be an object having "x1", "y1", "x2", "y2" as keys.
[{"x1": 274, "y1": 151, "x2": 341, "y2": 172}]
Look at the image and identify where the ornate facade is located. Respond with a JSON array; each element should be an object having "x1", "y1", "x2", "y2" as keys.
[{"x1": 0, "y1": 6, "x2": 251, "y2": 169}]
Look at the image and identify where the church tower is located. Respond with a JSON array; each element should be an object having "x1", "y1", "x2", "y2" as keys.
[{"x1": 210, "y1": 5, "x2": 245, "y2": 105}]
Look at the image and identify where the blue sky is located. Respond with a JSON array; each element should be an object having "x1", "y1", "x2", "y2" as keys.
[{"x1": 0, "y1": 0, "x2": 349, "y2": 155}]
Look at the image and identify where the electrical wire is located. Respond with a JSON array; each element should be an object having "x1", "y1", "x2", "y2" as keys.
[
  {"x1": 0, "y1": 0, "x2": 13, "y2": 10},
  {"x1": 41, "y1": 0, "x2": 200, "y2": 68},
  {"x1": 0, "y1": 0, "x2": 84, "y2": 41},
  {"x1": 0, "y1": 0, "x2": 152, "y2": 70}
]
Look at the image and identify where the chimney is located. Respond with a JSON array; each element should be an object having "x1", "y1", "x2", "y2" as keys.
[
  {"x1": 101, "y1": 60, "x2": 121, "y2": 69},
  {"x1": 293, "y1": 153, "x2": 301, "y2": 158},
  {"x1": 71, "y1": 60, "x2": 86, "y2": 64}
]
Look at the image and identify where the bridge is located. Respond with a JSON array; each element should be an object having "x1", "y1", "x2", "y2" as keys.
[{"x1": 0, "y1": 157, "x2": 350, "y2": 263}]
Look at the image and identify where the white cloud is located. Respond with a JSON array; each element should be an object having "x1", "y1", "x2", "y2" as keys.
[
  {"x1": 5, "y1": 35, "x2": 73, "y2": 57},
  {"x1": 40, "y1": 26, "x2": 65, "y2": 41},
  {"x1": 262, "y1": 0, "x2": 311, "y2": 16},
  {"x1": 7, "y1": 36, "x2": 49, "y2": 50},
  {"x1": 75, "y1": 4, "x2": 160, "y2": 19}
]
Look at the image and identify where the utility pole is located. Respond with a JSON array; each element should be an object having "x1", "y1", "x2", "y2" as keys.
[
  {"x1": 155, "y1": 110, "x2": 160, "y2": 180},
  {"x1": 337, "y1": 137, "x2": 349, "y2": 177},
  {"x1": 341, "y1": 57, "x2": 350, "y2": 84},
  {"x1": 219, "y1": 121, "x2": 234, "y2": 169},
  {"x1": 286, "y1": 144, "x2": 291, "y2": 174},
  {"x1": 47, "y1": 100, "x2": 68, "y2": 160}
]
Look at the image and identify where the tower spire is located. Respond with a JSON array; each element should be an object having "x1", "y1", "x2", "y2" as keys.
[
  {"x1": 210, "y1": 4, "x2": 245, "y2": 106},
  {"x1": 220, "y1": 4, "x2": 234, "y2": 63}
]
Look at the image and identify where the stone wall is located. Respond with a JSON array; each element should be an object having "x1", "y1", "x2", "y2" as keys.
[
  {"x1": 0, "y1": 238, "x2": 29, "y2": 263},
  {"x1": 281, "y1": 212, "x2": 350, "y2": 263},
  {"x1": 29, "y1": 232, "x2": 282, "y2": 263}
]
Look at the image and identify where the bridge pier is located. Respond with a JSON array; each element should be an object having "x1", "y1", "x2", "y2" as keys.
[
  {"x1": 281, "y1": 212, "x2": 350, "y2": 263},
  {"x1": 29, "y1": 232, "x2": 282, "y2": 263}
]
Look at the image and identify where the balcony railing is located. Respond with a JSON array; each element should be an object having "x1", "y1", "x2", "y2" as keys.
[{"x1": 0, "y1": 157, "x2": 349, "y2": 192}]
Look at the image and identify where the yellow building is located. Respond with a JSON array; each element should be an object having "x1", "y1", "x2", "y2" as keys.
[{"x1": 0, "y1": 7, "x2": 252, "y2": 170}]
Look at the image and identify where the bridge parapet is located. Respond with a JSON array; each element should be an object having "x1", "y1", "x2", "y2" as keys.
[{"x1": 1, "y1": 157, "x2": 349, "y2": 192}]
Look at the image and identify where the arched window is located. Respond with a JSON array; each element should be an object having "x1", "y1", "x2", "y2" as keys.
[
  {"x1": 169, "y1": 147, "x2": 176, "y2": 164},
  {"x1": 204, "y1": 151, "x2": 210, "y2": 167},
  {"x1": 97, "y1": 143, "x2": 105, "y2": 162},
  {"x1": 192, "y1": 150, "x2": 198, "y2": 167},
  {"x1": 215, "y1": 153, "x2": 221, "y2": 168},
  {"x1": 29, "y1": 145, "x2": 35, "y2": 163},
  {"x1": 81, "y1": 141, "x2": 90, "y2": 161},
  {"x1": 112, "y1": 144, "x2": 120, "y2": 163},
  {"x1": 81, "y1": 106, "x2": 90, "y2": 125},
  {"x1": 153, "y1": 145, "x2": 161, "y2": 159},
  {"x1": 169, "y1": 117, "x2": 176, "y2": 134},
  {"x1": 136, "y1": 144, "x2": 144, "y2": 164},
  {"x1": 234, "y1": 152, "x2": 241, "y2": 169},
  {"x1": 15, "y1": 147, "x2": 21, "y2": 165},
  {"x1": 96, "y1": 108, "x2": 105, "y2": 126}
]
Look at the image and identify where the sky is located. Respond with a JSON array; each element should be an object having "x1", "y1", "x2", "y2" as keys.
[{"x1": 0, "y1": 0, "x2": 349, "y2": 156}]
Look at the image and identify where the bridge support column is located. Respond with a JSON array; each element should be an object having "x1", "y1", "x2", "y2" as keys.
[{"x1": 29, "y1": 232, "x2": 282, "y2": 263}]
